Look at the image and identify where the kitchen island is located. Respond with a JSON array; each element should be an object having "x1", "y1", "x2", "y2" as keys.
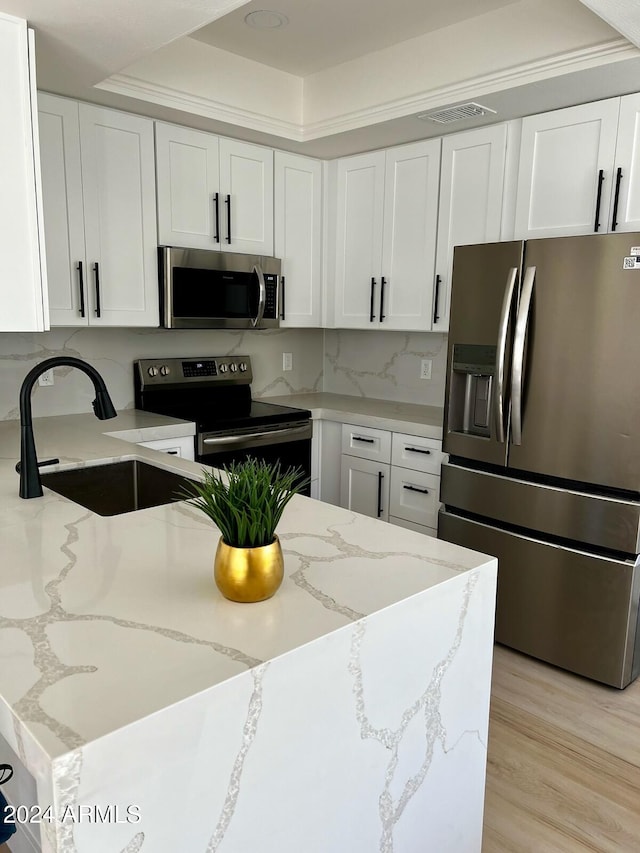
[{"x1": 0, "y1": 411, "x2": 496, "y2": 853}]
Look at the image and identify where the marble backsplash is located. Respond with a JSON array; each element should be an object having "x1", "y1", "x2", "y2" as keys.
[
  {"x1": 323, "y1": 330, "x2": 447, "y2": 407},
  {"x1": 0, "y1": 327, "x2": 324, "y2": 421},
  {"x1": 0, "y1": 327, "x2": 447, "y2": 421}
]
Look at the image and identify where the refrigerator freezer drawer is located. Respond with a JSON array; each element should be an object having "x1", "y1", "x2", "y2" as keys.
[
  {"x1": 438, "y1": 509, "x2": 640, "y2": 688},
  {"x1": 441, "y1": 461, "x2": 640, "y2": 554}
]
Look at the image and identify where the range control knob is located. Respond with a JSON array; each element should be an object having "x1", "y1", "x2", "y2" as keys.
[
  {"x1": 219, "y1": 363, "x2": 228, "y2": 374},
  {"x1": 147, "y1": 366, "x2": 159, "y2": 377},
  {"x1": 238, "y1": 362, "x2": 248, "y2": 372},
  {"x1": 160, "y1": 365, "x2": 171, "y2": 377},
  {"x1": 229, "y1": 363, "x2": 238, "y2": 373}
]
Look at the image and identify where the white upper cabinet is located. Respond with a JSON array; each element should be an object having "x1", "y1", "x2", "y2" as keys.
[
  {"x1": 380, "y1": 140, "x2": 441, "y2": 331},
  {"x1": 1, "y1": 15, "x2": 48, "y2": 332},
  {"x1": 433, "y1": 125, "x2": 508, "y2": 331},
  {"x1": 333, "y1": 140, "x2": 440, "y2": 331},
  {"x1": 514, "y1": 99, "x2": 620, "y2": 239},
  {"x1": 155, "y1": 123, "x2": 220, "y2": 250},
  {"x1": 610, "y1": 93, "x2": 640, "y2": 233},
  {"x1": 39, "y1": 94, "x2": 159, "y2": 327},
  {"x1": 156, "y1": 123, "x2": 273, "y2": 256},
  {"x1": 333, "y1": 150, "x2": 385, "y2": 328},
  {"x1": 274, "y1": 151, "x2": 323, "y2": 327}
]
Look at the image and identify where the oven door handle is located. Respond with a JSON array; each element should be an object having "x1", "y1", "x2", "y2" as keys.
[
  {"x1": 203, "y1": 424, "x2": 310, "y2": 446},
  {"x1": 251, "y1": 264, "x2": 267, "y2": 328}
]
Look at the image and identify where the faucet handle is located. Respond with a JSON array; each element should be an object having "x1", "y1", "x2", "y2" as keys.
[{"x1": 15, "y1": 458, "x2": 60, "y2": 474}]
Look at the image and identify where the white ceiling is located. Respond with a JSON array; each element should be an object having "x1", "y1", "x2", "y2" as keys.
[
  {"x1": 190, "y1": 0, "x2": 519, "y2": 77},
  {"x1": 3, "y1": 0, "x2": 640, "y2": 157}
]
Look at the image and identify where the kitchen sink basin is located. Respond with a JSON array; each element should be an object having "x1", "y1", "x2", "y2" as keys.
[{"x1": 40, "y1": 459, "x2": 198, "y2": 517}]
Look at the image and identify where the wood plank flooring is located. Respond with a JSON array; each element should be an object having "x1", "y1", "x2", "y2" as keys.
[{"x1": 483, "y1": 646, "x2": 640, "y2": 852}]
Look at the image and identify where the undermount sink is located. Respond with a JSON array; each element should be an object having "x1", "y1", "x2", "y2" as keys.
[{"x1": 40, "y1": 459, "x2": 198, "y2": 517}]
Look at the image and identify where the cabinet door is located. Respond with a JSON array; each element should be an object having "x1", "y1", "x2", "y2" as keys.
[
  {"x1": 79, "y1": 105, "x2": 159, "y2": 326},
  {"x1": 434, "y1": 125, "x2": 507, "y2": 332},
  {"x1": 340, "y1": 455, "x2": 389, "y2": 521},
  {"x1": 38, "y1": 93, "x2": 88, "y2": 326},
  {"x1": 514, "y1": 99, "x2": 620, "y2": 239},
  {"x1": 155, "y1": 122, "x2": 221, "y2": 250},
  {"x1": 611, "y1": 93, "x2": 640, "y2": 233},
  {"x1": 0, "y1": 15, "x2": 48, "y2": 332},
  {"x1": 274, "y1": 152, "x2": 322, "y2": 327},
  {"x1": 380, "y1": 139, "x2": 440, "y2": 331},
  {"x1": 219, "y1": 138, "x2": 273, "y2": 255},
  {"x1": 334, "y1": 151, "x2": 385, "y2": 328}
]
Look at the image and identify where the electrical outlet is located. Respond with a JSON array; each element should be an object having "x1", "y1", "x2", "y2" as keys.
[
  {"x1": 420, "y1": 359, "x2": 432, "y2": 380},
  {"x1": 283, "y1": 352, "x2": 293, "y2": 372},
  {"x1": 38, "y1": 369, "x2": 54, "y2": 387}
]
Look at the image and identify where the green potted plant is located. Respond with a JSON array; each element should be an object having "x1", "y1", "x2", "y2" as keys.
[{"x1": 181, "y1": 458, "x2": 309, "y2": 602}]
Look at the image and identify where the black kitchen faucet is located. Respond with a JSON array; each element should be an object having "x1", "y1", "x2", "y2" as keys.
[{"x1": 17, "y1": 356, "x2": 117, "y2": 498}]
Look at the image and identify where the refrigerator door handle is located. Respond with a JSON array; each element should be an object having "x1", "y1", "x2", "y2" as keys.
[
  {"x1": 511, "y1": 265, "x2": 536, "y2": 445},
  {"x1": 494, "y1": 266, "x2": 518, "y2": 443}
]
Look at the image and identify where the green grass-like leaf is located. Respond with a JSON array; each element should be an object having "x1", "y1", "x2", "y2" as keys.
[{"x1": 179, "y1": 457, "x2": 309, "y2": 548}]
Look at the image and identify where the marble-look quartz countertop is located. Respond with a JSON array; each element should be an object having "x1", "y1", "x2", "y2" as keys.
[
  {"x1": 263, "y1": 392, "x2": 444, "y2": 439},
  {"x1": 0, "y1": 409, "x2": 495, "y2": 852}
]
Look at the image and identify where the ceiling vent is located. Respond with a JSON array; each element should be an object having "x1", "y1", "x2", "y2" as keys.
[{"x1": 417, "y1": 102, "x2": 497, "y2": 124}]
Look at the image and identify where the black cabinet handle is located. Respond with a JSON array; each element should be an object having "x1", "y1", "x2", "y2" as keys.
[
  {"x1": 369, "y1": 277, "x2": 376, "y2": 322},
  {"x1": 77, "y1": 261, "x2": 85, "y2": 318},
  {"x1": 93, "y1": 262, "x2": 101, "y2": 318},
  {"x1": 405, "y1": 446, "x2": 431, "y2": 455},
  {"x1": 225, "y1": 194, "x2": 231, "y2": 243},
  {"x1": 380, "y1": 276, "x2": 386, "y2": 322},
  {"x1": 433, "y1": 274, "x2": 441, "y2": 324},
  {"x1": 377, "y1": 471, "x2": 384, "y2": 517},
  {"x1": 353, "y1": 436, "x2": 374, "y2": 443},
  {"x1": 213, "y1": 193, "x2": 220, "y2": 242},
  {"x1": 403, "y1": 484, "x2": 429, "y2": 495},
  {"x1": 611, "y1": 167, "x2": 622, "y2": 232},
  {"x1": 594, "y1": 169, "x2": 604, "y2": 232},
  {"x1": 280, "y1": 275, "x2": 286, "y2": 320}
]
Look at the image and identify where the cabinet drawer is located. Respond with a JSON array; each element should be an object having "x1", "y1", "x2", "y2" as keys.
[
  {"x1": 138, "y1": 435, "x2": 195, "y2": 461},
  {"x1": 390, "y1": 516, "x2": 437, "y2": 538},
  {"x1": 391, "y1": 433, "x2": 443, "y2": 475},
  {"x1": 389, "y1": 468, "x2": 439, "y2": 528},
  {"x1": 341, "y1": 423, "x2": 391, "y2": 463}
]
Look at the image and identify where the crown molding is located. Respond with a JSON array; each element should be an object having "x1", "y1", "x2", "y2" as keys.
[
  {"x1": 95, "y1": 75, "x2": 305, "y2": 140},
  {"x1": 97, "y1": 37, "x2": 637, "y2": 143}
]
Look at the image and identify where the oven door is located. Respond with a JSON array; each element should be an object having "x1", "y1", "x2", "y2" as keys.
[
  {"x1": 160, "y1": 247, "x2": 280, "y2": 329},
  {"x1": 197, "y1": 422, "x2": 312, "y2": 495}
]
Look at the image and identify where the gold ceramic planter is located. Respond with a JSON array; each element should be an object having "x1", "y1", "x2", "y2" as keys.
[{"x1": 214, "y1": 535, "x2": 284, "y2": 602}]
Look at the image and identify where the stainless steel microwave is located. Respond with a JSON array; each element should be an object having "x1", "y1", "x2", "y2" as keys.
[{"x1": 159, "y1": 247, "x2": 281, "y2": 329}]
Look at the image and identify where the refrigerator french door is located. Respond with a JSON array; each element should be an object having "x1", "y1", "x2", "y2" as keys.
[{"x1": 438, "y1": 232, "x2": 640, "y2": 688}]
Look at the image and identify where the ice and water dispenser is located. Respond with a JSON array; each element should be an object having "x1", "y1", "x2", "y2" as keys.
[{"x1": 446, "y1": 344, "x2": 497, "y2": 438}]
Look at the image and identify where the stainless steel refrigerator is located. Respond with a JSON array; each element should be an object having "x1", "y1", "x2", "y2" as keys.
[{"x1": 438, "y1": 232, "x2": 640, "y2": 688}]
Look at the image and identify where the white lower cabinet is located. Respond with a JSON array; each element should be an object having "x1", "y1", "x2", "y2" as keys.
[
  {"x1": 340, "y1": 455, "x2": 390, "y2": 522},
  {"x1": 339, "y1": 422, "x2": 443, "y2": 532},
  {"x1": 137, "y1": 435, "x2": 195, "y2": 461}
]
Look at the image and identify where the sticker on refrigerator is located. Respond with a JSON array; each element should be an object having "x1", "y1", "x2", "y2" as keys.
[
  {"x1": 630, "y1": 247, "x2": 640, "y2": 256},
  {"x1": 623, "y1": 256, "x2": 640, "y2": 269}
]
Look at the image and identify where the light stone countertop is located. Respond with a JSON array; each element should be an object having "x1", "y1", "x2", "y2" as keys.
[
  {"x1": 263, "y1": 392, "x2": 444, "y2": 439},
  {"x1": 0, "y1": 408, "x2": 495, "y2": 852}
]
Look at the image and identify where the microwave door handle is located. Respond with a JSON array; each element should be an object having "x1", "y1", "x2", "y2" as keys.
[
  {"x1": 511, "y1": 265, "x2": 536, "y2": 446},
  {"x1": 494, "y1": 266, "x2": 518, "y2": 443},
  {"x1": 251, "y1": 264, "x2": 267, "y2": 328}
]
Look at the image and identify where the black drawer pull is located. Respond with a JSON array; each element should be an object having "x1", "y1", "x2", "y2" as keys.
[
  {"x1": 93, "y1": 262, "x2": 101, "y2": 318},
  {"x1": 611, "y1": 167, "x2": 622, "y2": 231},
  {"x1": 213, "y1": 193, "x2": 220, "y2": 242},
  {"x1": 369, "y1": 277, "x2": 376, "y2": 322},
  {"x1": 353, "y1": 436, "x2": 375, "y2": 443},
  {"x1": 593, "y1": 169, "x2": 604, "y2": 232},
  {"x1": 77, "y1": 261, "x2": 85, "y2": 317},
  {"x1": 405, "y1": 446, "x2": 431, "y2": 455},
  {"x1": 403, "y1": 484, "x2": 429, "y2": 495}
]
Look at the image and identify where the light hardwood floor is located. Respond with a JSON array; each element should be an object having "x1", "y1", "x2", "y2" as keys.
[{"x1": 483, "y1": 645, "x2": 640, "y2": 852}]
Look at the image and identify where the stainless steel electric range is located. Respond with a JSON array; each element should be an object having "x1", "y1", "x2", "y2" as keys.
[{"x1": 133, "y1": 355, "x2": 312, "y2": 494}]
